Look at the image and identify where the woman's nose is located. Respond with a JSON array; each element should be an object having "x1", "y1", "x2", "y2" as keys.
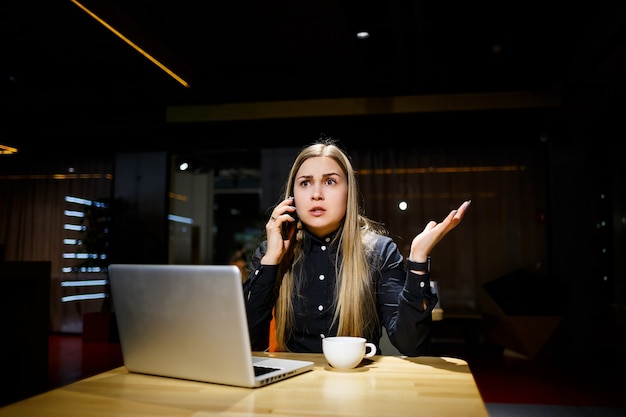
[{"x1": 311, "y1": 187, "x2": 323, "y2": 200}]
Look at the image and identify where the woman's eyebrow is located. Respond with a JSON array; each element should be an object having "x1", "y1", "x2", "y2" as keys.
[
  {"x1": 296, "y1": 172, "x2": 340, "y2": 180},
  {"x1": 324, "y1": 172, "x2": 343, "y2": 180}
]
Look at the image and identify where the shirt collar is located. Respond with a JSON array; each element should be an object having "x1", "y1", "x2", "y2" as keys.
[{"x1": 302, "y1": 227, "x2": 339, "y2": 254}]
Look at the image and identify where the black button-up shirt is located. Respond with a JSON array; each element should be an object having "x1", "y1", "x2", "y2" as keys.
[{"x1": 243, "y1": 229, "x2": 438, "y2": 356}]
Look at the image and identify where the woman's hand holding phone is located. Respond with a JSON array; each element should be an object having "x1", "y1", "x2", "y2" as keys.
[{"x1": 281, "y1": 198, "x2": 297, "y2": 239}]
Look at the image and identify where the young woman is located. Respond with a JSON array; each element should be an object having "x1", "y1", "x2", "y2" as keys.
[{"x1": 244, "y1": 138, "x2": 470, "y2": 356}]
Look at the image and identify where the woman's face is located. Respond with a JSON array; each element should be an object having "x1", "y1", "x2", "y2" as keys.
[{"x1": 292, "y1": 156, "x2": 348, "y2": 238}]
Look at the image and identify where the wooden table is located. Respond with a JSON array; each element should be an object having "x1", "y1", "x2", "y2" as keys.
[{"x1": 0, "y1": 353, "x2": 489, "y2": 417}]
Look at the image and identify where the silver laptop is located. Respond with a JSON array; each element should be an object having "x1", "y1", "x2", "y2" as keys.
[{"x1": 107, "y1": 263, "x2": 314, "y2": 388}]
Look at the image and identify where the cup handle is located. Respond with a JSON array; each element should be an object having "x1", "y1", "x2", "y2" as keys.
[{"x1": 364, "y1": 342, "x2": 377, "y2": 358}]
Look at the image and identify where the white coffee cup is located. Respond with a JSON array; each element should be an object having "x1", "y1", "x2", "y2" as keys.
[{"x1": 322, "y1": 336, "x2": 377, "y2": 370}]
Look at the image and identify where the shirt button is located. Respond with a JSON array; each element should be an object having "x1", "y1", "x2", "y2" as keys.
[
  {"x1": 255, "y1": 269, "x2": 260, "y2": 276},
  {"x1": 319, "y1": 274, "x2": 325, "y2": 281},
  {"x1": 325, "y1": 237, "x2": 331, "y2": 243},
  {"x1": 318, "y1": 305, "x2": 323, "y2": 311},
  {"x1": 420, "y1": 281, "x2": 425, "y2": 288},
  {"x1": 321, "y1": 245, "x2": 327, "y2": 251}
]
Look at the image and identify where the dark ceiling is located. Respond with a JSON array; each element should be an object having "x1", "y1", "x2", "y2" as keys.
[{"x1": 2, "y1": 1, "x2": 626, "y2": 155}]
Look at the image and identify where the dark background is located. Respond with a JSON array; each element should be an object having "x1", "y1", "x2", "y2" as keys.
[
  {"x1": 1, "y1": 2, "x2": 625, "y2": 401},
  {"x1": 1, "y1": 0, "x2": 624, "y2": 356},
  {"x1": 2, "y1": 0, "x2": 625, "y2": 155}
]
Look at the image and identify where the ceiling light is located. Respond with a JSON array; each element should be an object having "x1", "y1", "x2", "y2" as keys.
[
  {"x1": 0, "y1": 144, "x2": 18, "y2": 155},
  {"x1": 71, "y1": 0, "x2": 191, "y2": 88}
]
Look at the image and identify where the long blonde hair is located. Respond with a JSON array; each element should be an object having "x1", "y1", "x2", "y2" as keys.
[{"x1": 273, "y1": 138, "x2": 386, "y2": 350}]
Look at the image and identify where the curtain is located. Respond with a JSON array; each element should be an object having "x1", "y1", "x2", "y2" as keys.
[
  {"x1": 0, "y1": 158, "x2": 112, "y2": 273},
  {"x1": 351, "y1": 145, "x2": 548, "y2": 315},
  {"x1": 0, "y1": 156, "x2": 113, "y2": 332}
]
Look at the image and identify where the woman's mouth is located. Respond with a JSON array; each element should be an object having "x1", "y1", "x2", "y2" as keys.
[{"x1": 309, "y1": 207, "x2": 325, "y2": 216}]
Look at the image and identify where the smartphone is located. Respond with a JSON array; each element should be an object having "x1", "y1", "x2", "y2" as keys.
[{"x1": 281, "y1": 199, "x2": 298, "y2": 239}]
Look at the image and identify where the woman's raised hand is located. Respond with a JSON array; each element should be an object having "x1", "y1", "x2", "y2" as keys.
[{"x1": 409, "y1": 200, "x2": 471, "y2": 262}]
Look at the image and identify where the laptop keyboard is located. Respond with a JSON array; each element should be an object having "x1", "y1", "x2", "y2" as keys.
[{"x1": 254, "y1": 365, "x2": 281, "y2": 376}]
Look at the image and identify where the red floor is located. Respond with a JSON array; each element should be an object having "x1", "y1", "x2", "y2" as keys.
[
  {"x1": 47, "y1": 334, "x2": 625, "y2": 407},
  {"x1": 48, "y1": 333, "x2": 124, "y2": 390},
  {"x1": 467, "y1": 349, "x2": 626, "y2": 406}
]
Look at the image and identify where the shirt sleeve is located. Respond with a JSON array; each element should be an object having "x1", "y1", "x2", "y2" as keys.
[
  {"x1": 374, "y1": 236, "x2": 439, "y2": 356},
  {"x1": 243, "y1": 241, "x2": 279, "y2": 351}
]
